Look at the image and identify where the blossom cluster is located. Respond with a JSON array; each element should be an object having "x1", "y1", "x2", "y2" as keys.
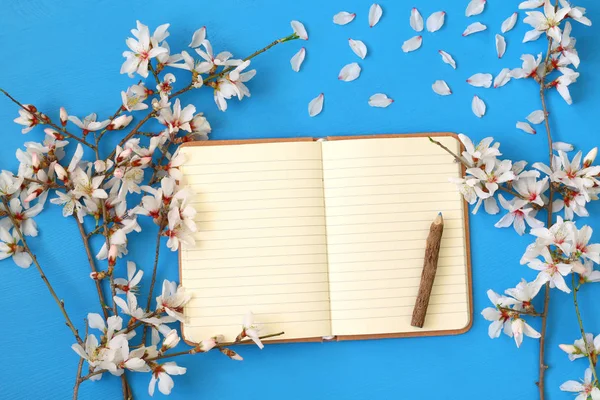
[{"x1": 1, "y1": 19, "x2": 299, "y2": 397}]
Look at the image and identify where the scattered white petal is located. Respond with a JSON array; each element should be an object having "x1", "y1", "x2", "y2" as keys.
[
  {"x1": 308, "y1": 93, "x2": 324, "y2": 117},
  {"x1": 526, "y1": 110, "x2": 545, "y2": 124},
  {"x1": 291, "y1": 20, "x2": 308, "y2": 40},
  {"x1": 432, "y1": 80, "x2": 452, "y2": 96},
  {"x1": 496, "y1": 34, "x2": 506, "y2": 58},
  {"x1": 467, "y1": 73, "x2": 492, "y2": 88},
  {"x1": 426, "y1": 11, "x2": 446, "y2": 32},
  {"x1": 334, "y1": 11, "x2": 356, "y2": 25},
  {"x1": 368, "y1": 93, "x2": 394, "y2": 108},
  {"x1": 472, "y1": 96, "x2": 486, "y2": 118},
  {"x1": 439, "y1": 50, "x2": 456, "y2": 69},
  {"x1": 519, "y1": 0, "x2": 544, "y2": 9},
  {"x1": 189, "y1": 27, "x2": 206, "y2": 48},
  {"x1": 369, "y1": 4, "x2": 383, "y2": 27},
  {"x1": 493, "y1": 68, "x2": 512, "y2": 88},
  {"x1": 463, "y1": 22, "x2": 487, "y2": 36},
  {"x1": 338, "y1": 63, "x2": 361, "y2": 82},
  {"x1": 349, "y1": 39, "x2": 367, "y2": 59},
  {"x1": 466, "y1": 0, "x2": 486, "y2": 17},
  {"x1": 410, "y1": 8, "x2": 424, "y2": 32},
  {"x1": 516, "y1": 121, "x2": 536, "y2": 134},
  {"x1": 290, "y1": 48, "x2": 306, "y2": 72},
  {"x1": 501, "y1": 13, "x2": 518, "y2": 33},
  {"x1": 553, "y1": 142, "x2": 574, "y2": 152},
  {"x1": 402, "y1": 36, "x2": 423, "y2": 53}
]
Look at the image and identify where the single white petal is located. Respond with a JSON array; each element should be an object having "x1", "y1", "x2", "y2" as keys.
[
  {"x1": 501, "y1": 12, "x2": 518, "y2": 33},
  {"x1": 466, "y1": 0, "x2": 486, "y2": 17},
  {"x1": 463, "y1": 22, "x2": 487, "y2": 36},
  {"x1": 349, "y1": 39, "x2": 367, "y2": 59},
  {"x1": 516, "y1": 121, "x2": 536, "y2": 134},
  {"x1": 553, "y1": 142, "x2": 574, "y2": 152},
  {"x1": 496, "y1": 34, "x2": 506, "y2": 58},
  {"x1": 308, "y1": 93, "x2": 324, "y2": 117},
  {"x1": 494, "y1": 68, "x2": 512, "y2": 88},
  {"x1": 338, "y1": 62, "x2": 361, "y2": 81},
  {"x1": 333, "y1": 11, "x2": 356, "y2": 25},
  {"x1": 402, "y1": 36, "x2": 422, "y2": 53},
  {"x1": 467, "y1": 73, "x2": 492, "y2": 88},
  {"x1": 526, "y1": 110, "x2": 545, "y2": 124},
  {"x1": 368, "y1": 93, "x2": 394, "y2": 108},
  {"x1": 432, "y1": 80, "x2": 452, "y2": 96},
  {"x1": 556, "y1": 84, "x2": 573, "y2": 105},
  {"x1": 189, "y1": 27, "x2": 206, "y2": 48},
  {"x1": 369, "y1": 4, "x2": 383, "y2": 27},
  {"x1": 290, "y1": 47, "x2": 306, "y2": 72},
  {"x1": 523, "y1": 29, "x2": 543, "y2": 43},
  {"x1": 410, "y1": 8, "x2": 424, "y2": 32},
  {"x1": 426, "y1": 11, "x2": 446, "y2": 32},
  {"x1": 291, "y1": 20, "x2": 308, "y2": 40},
  {"x1": 519, "y1": 0, "x2": 544, "y2": 9},
  {"x1": 439, "y1": 50, "x2": 456, "y2": 69},
  {"x1": 472, "y1": 96, "x2": 486, "y2": 118}
]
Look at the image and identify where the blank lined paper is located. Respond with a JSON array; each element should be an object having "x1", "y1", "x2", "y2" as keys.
[
  {"x1": 179, "y1": 141, "x2": 332, "y2": 343},
  {"x1": 321, "y1": 137, "x2": 470, "y2": 336}
]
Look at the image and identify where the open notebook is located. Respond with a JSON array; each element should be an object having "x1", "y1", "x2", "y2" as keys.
[{"x1": 178, "y1": 133, "x2": 472, "y2": 344}]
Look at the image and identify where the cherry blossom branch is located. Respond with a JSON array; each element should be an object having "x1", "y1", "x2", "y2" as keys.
[
  {"x1": 73, "y1": 318, "x2": 88, "y2": 400},
  {"x1": 428, "y1": 137, "x2": 531, "y2": 203},
  {"x1": 571, "y1": 274, "x2": 599, "y2": 384},
  {"x1": 79, "y1": 331, "x2": 286, "y2": 382},
  {"x1": 536, "y1": 31, "x2": 558, "y2": 400},
  {"x1": 142, "y1": 228, "x2": 164, "y2": 345},
  {"x1": 23, "y1": 177, "x2": 64, "y2": 190},
  {"x1": 498, "y1": 306, "x2": 542, "y2": 317},
  {"x1": 0, "y1": 88, "x2": 96, "y2": 150},
  {"x1": 170, "y1": 33, "x2": 299, "y2": 98},
  {"x1": 74, "y1": 217, "x2": 110, "y2": 320},
  {"x1": 106, "y1": 111, "x2": 157, "y2": 161},
  {"x1": 0, "y1": 196, "x2": 83, "y2": 345}
]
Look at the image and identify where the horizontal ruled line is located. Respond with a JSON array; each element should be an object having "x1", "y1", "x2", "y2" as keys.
[
  {"x1": 331, "y1": 292, "x2": 466, "y2": 303},
  {"x1": 185, "y1": 176, "x2": 323, "y2": 184},
  {"x1": 323, "y1": 154, "x2": 453, "y2": 162},
  {"x1": 326, "y1": 216, "x2": 461, "y2": 224},
  {"x1": 329, "y1": 272, "x2": 465, "y2": 283},
  {"x1": 190, "y1": 280, "x2": 328, "y2": 290},
  {"x1": 329, "y1": 265, "x2": 464, "y2": 274},
  {"x1": 184, "y1": 252, "x2": 328, "y2": 261},
  {"x1": 324, "y1": 163, "x2": 456, "y2": 170},
  {"x1": 327, "y1": 244, "x2": 464, "y2": 255},
  {"x1": 195, "y1": 224, "x2": 325, "y2": 233},
  {"x1": 327, "y1": 226, "x2": 460, "y2": 235},
  {"x1": 192, "y1": 290, "x2": 330, "y2": 299},
  {"x1": 198, "y1": 186, "x2": 324, "y2": 195},
  {"x1": 192, "y1": 196, "x2": 322, "y2": 205},
  {"x1": 189, "y1": 309, "x2": 332, "y2": 319},
  {"x1": 332, "y1": 283, "x2": 466, "y2": 293},
  {"x1": 185, "y1": 159, "x2": 321, "y2": 166},
  {"x1": 194, "y1": 233, "x2": 327, "y2": 241},
  {"x1": 327, "y1": 236, "x2": 462, "y2": 247},
  {"x1": 325, "y1": 174, "x2": 451, "y2": 182},
  {"x1": 330, "y1": 300, "x2": 467, "y2": 313},
  {"x1": 188, "y1": 299, "x2": 330, "y2": 308},
  {"x1": 193, "y1": 205, "x2": 324, "y2": 213},
  {"x1": 186, "y1": 242, "x2": 326, "y2": 251},
  {"x1": 187, "y1": 319, "x2": 331, "y2": 328},
  {"x1": 181, "y1": 261, "x2": 326, "y2": 270},
  {"x1": 326, "y1": 200, "x2": 461, "y2": 208},
  {"x1": 185, "y1": 270, "x2": 329, "y2": 280},
  {"x1": 331, "y1": 311, "x2": 466, "y2": 321}
]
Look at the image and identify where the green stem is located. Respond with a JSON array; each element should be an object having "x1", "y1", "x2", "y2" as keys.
[{"x1": 572, "y1": 274, "x2": 599, "y2": 384}]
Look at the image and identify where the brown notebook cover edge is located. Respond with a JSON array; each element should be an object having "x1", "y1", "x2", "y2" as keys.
[{"x1": 178, "y1": 133, "x2": 473, "y2": 346}]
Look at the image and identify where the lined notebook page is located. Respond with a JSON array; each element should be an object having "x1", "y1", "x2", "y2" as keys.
[
  {"x1": 321, "y1": 136, "x2": 470, "y2": 336},
  {"x1": 179, "y1": 141, "x2": 332, "y2": 343}
]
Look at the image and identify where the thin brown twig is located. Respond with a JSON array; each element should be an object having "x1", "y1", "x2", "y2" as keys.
[
  {"x1": 73, "y1": 318, "x2": 88, "y2": 400},
  {"x1": 106, "y1": 111, "x2": 157, "y2": 162},
  {"x1": 142, "y1": 230, "x2": 164, "y2": 345},
  {"x1": 0, "y1": 88, "x2": 96, "y2": 150},
  {"x1": 80, "y1": 331, "x2": 286, "y2": 382},
  {"x1": 1, "y1": 196, "x2": 83, "y2": 345},
  {"x1": 170, "y1": 33, "x2": 299, "y2": 99},
  {"x1": 74, "y1": 217, "x2": 110, "y2": 320},
  {"x1": 498, "y1": 306, "x2": 543, "y2": 318}
]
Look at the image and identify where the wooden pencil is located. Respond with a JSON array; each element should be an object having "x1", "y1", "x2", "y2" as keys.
[{"x1": 411, "y1": 212, "x2": 444, "y2": 328}]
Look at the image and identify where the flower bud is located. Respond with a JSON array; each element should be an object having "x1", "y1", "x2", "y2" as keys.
[
  {"x1": 558, "y1": 344, "x2": 578, "y2": 355},
  {"x1": 108, "y1": 115, "x2": 133, "y2": 131},
  {"x1": 160, "y1": 329, "x2": 180, "y2": 352},
  {"x1": 54, "y1": 164, "x2": 68, "y2": 181},
  {"x1": 584, "y1": 147, "x2": 598, "y2": 168},
  {"x1": 108, "y1": 244, "x2": 118, "y2": 267},
  {"x1": 60, "y1": 107, "x2": 68, "y2": 126}
]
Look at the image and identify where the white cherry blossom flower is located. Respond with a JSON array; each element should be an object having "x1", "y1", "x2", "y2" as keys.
[
  {"x1": 511, "y1": 318, "x2": 541, "y2": 348},
  {"x1": 513, "y1": 177, "x2": 548, "y2": 207},
  {"x1": 121, "y1": 21, "x2": 168, "y2": 78},
  {"x1": 68, "y1": 113, "x2": 110, "y2": 135},
  {"x1": 0, "y1": 197, "x2": 44, "y2": 236},
  {"x1": 504, "y1": 279, "x2": 542, "y2": 311},
  {"x1": 560, "y1": 368, "x2": 600, "y2": 400},
  {"x1": 481, "y1": 290, "x2": 516, "y2": 339},
  {"x1": 149, "y1": 362, "x2": 187, "y2": 396},
  {"x1": 121, "y1": 83, "x2": 151, "y2": 111},
  {"x1": 0, "y1": 227, "x2": 33, "y2": 268},
  {"x1": 528, "y1": 246, "x2": 572, "y2": 293},
  {"x1": 156, "y1": 99, "x2": 196, "y2": 134},
  {"x1": 236, "y1": 311, "x2": 264, "y2": 349},
  {"x1": 579, "y1": 260, "x2": 600, "y2": 284},
  {"x1": 559, "y1": 0, "x2": 592, "y2": 26},
  {"x1": 114, "y1": 261, "x2": 144, "y2": 294},
  {"x1": 495, "y1": 194, "x2": 543, "y2": 235},
  {"x1": 511, "y1": 53, "x2": 543, "y2": 79},
  {"x1": 523, "y1": 0, "x2": 571, "y2": 43},
  {"x1": 559, "y1": 333, "x2": 598, "y2": 361},
  {"x1": 160, "y1": 329, "x2": 181, "y2": 352},
  {"x1": 531, "y1": 217, "x2": 575, "y2": 254},
  {"x1": 458, "y1": 135, "x2": 501, "y2": 167},
  {"x1": 156, "y1": 280, "x2": 191, "y2": 322},
  {"x1": 13, "y1": 105, "x2": 39, "y2": 133}
]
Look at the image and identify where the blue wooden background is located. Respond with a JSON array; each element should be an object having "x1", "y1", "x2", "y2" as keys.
[{"x1": 0, "y1": 0, "x2": 598, "y2": 399}]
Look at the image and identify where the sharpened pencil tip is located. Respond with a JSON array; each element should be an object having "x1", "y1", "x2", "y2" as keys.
[{"x1": 434, "y1": 213, "x2": 444, "y2": 224}]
